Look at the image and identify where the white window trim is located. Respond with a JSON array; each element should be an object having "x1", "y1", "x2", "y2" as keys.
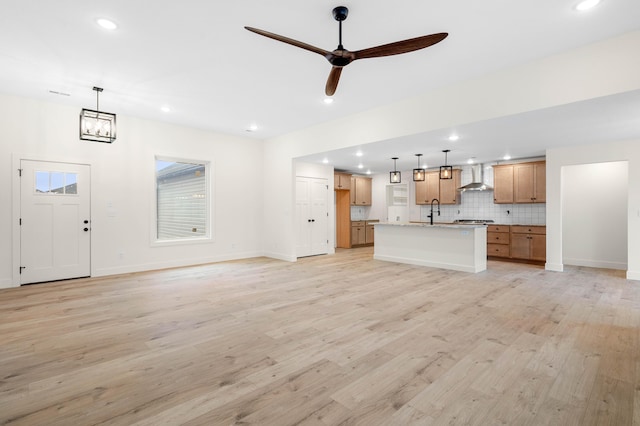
[{"x1": 151, "y1": 155, "x2": 214, "y2": 247}]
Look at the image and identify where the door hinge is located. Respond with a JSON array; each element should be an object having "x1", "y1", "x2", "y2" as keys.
[
  {"x1": 326, "y1": 185, "x2": 328, "y2": 189},
  {"x1": 19, "y1": 266, "x2": 26, "y2": 275},
  {"x1": 19, "y1": 218, "x2": 22, "y2": 226},
  {"x1": 18, "y1": 168, "x2": 22, "y2": 177}
]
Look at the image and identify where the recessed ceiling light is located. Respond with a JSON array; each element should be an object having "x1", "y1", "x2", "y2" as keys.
[
  {"x1": 575, "y1": 0, "x2": 601, "y2": 11},
  {"x1": 323, "y1": 98, "x2": 334, "y2": 105},
  {"x1": 366, "y1": 170, "x2": 372, "y2": 175},
  {"x1": 161, "y1": 106, "x2": 171, "y2": 113},
  {"x1": 322, "y1": 158, "x2": 329, "y2": 164},
  {"x1": 356, "y1": 151, "x2": 363, "y2": 157},
  {"x1": 467, "y1": 158, "x2": 475, "y2": 164},
  {"x1": 448, "y1": 134, "x2": 459, "y2": 142},
  {"x1": 503, "y1": 154, "x2": 512, "y2": 160},
  {"x1": 358, "y1": 164, "x2": 364, "y2": 169},
  {"x1": 96, "y1": 18, "x2": 118, "y2": 30},
  {"x1": 246, "y1": 123, "x2": 258, "y2": 132}
]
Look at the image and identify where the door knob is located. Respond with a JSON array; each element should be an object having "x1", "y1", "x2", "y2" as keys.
[
  {"x1": 83, "y1": 227, "x2": 89, "y2": 232},
  {"x1": 84, "y1": 220, "x2": 89, "y2": 224}
]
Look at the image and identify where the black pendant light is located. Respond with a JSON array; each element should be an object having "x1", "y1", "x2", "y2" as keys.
[
  {"x1": 439, "y1": 149, "x2": 452, "y2": 180},
  {"x1": 413, "y1": 154, "x2": 425, "y2": 182},
  {"x1": 389, "y1": 157, "x2": 401, "y2": 183}
]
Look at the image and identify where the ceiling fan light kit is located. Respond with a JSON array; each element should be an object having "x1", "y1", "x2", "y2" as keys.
[{"x1": 245, "y1": 6, "x2": 448, "y2": 96}]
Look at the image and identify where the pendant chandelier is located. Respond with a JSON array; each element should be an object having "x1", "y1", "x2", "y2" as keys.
[
  {"x1": 439, "y1": 149, "x2": 452, "y2": 180},
  {"x1": 80, "y1": 86, "x2": 116, "y2": 143},
  {"x1": 389, "y1": 157, "x2": 401, "y2": 183},
  {"x1": 413, "y1": 154, "x2": 425, "y2": 181}
]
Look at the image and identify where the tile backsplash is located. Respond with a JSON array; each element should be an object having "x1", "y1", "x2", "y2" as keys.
[
  {"x1": 419, "y1": 163, "x2": 546, "y2": 225},
  {"x1": 420, "y1": 190, "x2": 546, "y2": 225}
]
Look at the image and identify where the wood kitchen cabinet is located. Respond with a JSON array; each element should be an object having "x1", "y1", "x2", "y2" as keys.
[
  {"x1": 351, "y1": 176, "x2": 372, "y2": 206},
  {"x1": 510, "y1": 225, "x2": 546, "y2": 261},
  {"x1": 439, "y1": 169, "x2": 461, "y2": 205},
  {"x1": 415, "y1": 170, "x2": 460, "y2": 205},
  {"x1": 365, "y1": 224, "x2": 375, "y2": 244},
  {"x1": 351, "y1": 220, "x2": 375, "y2": 247},
  {"x1": 334, "y1": 172, "x2": 351, "y2": 190},
  {"x1": 351, "y1": 221, "x2": 366, "y2": 246},
  {"x1": 492, "y1": 165, "x2": 514, "y2": 204},
  {"x1": 514, "y1": 162, "x2": 546, "y2": 203},
  {"x1": 493, "y1": 161, "x2": 545, "y2": 204},
  {"x1": 487, "y1": 225, "x2": 510, "y2": 258}
]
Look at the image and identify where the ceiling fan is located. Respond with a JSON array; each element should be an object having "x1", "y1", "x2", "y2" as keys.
[{"x1": 245, "y1": 6, "x2": 448, "y2": 96}]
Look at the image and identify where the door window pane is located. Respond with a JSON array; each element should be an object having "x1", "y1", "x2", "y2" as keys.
[
  {"x1": 65, "y1": 173, "x2": 78, "y2": 194},
  {"x1": 50, "y1": 172, "x2": 65, "y2": 193},
  {"x1": 35, "y1": 171, "x2": 49, "y2": 193},
  {"x1": 34, "y1": 171, "x2": 79, "y2": 195}
]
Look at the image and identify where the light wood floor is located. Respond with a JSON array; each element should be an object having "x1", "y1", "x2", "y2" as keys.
[{"x1": 1, "y1": 247, "x2": 638, "y2": 425}]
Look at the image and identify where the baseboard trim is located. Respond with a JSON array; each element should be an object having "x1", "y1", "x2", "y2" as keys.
[
  {"x1": 545, "y1": 263, "x2": 564, "y2": 272},
  {"x1": 92, "y1": 251, "x2": 264, "y2": 277},
  {"x1": 563, "y1": 258, "x2": 627, "y2": 270}
]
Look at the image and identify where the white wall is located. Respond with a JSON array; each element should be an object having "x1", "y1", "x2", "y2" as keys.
[
  {"x1": 1, "y1": 93, "x2": 264, "y2": 288},
  {"x1": 561, "y1": 162, "x2": 628, "y2": 270},
  {"x1": 547, "y1": 140, "x2": 640, "y2": 280}
]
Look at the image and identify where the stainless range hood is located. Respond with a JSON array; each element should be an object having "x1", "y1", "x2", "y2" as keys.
[{"x1": 458, "y1": 164, "x2": 493, "y2": 192}]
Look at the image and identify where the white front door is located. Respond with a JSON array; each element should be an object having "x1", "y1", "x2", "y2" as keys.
[{"x1": 20, "y1": 160, "x2": 91, "y2": 284}]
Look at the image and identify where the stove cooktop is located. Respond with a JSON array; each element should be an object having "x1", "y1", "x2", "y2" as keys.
[{"x1": 453, "y1": 219, "x2": 495, "y2": 224}]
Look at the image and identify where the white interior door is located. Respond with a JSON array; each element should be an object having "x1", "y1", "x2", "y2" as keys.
[
  {"x1": 296, "y1": 177, "x2": 328, "y2": 258},
  {"x1": 310, "y1": 179, "x2": 328, "y2": 255},
  {"x1": 20, "y1": 160, "x2": 91, "y2": 284}
]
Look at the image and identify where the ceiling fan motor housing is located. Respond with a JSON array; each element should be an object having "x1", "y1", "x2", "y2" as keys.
[{"x1": 332, "y1": 6, "x2": 349, "y2": 21}]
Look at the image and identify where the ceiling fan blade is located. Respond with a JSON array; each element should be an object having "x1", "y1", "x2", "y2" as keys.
[
  {"x1": 325, "y1": 67, "x2": 343, "y2": 96},
  {"x1": 353, "y1": 33, "x2": 448, "y2": 60},
  {"x1": 244, "y1": 26, "x2": 331, "y2": 57}
]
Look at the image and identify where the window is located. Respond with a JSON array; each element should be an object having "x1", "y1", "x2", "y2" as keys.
[
  {"x1": 35, "y1": 171, "x2": 78, "y2": 195},
  {"x1": 155, "y1": 158, "x2": 210, "y2": 242}
]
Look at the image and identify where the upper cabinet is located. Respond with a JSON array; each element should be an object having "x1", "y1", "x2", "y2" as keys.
[
  {"x1": 351, "y1": 176, "x2": 372, "y2": 206},
  {"x1": 334, "y1": 172, "x2": 351, "y2": 190},
  {"x1": 493, "y1": 161, "x2": 545, "y2": 204},
  {"x1": 415, "y1": 172, "x2": 439, "y2": 205},
  {"x1": 415, "y1": 170, "x2": 461, "y2": 205},
  {"x1": 513, "y1": 162, "x2": 546, "y2": 203},
  {"x1": 439, "y1": 169, "x2": 461, "y2": 205},
  {"x1": 492, "y1": 165, "x2": 514, "y2": 204}
]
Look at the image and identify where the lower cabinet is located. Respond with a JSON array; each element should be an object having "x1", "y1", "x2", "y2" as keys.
[
  {"x1": 486, "y1": 225, "x2": 510, "y2": 258},
  {"x1": 351, "y1": 221, "x2": 376, "y2": 247},
  {"x1": 510, "y1": 226, "x2": 546, "y2": 261},
  {"x1": 351, "y1": 221, "x2": 366, "y2": 246},
  {"x1": 487, "y1": 225, "x2": 546, "y2": 262},
  {"x1": 365, "y1": 224, "x2": 375, "y2": 244}
]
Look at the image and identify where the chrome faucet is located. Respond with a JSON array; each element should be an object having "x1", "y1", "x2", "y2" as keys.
[{"x1": 428, "y1": 198, "x2": 440, "y2": 225}]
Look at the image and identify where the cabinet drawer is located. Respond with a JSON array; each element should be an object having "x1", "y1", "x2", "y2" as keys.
[
  {"x1": 488, "y1": 244, "x2": 510, "y2": 257},
  {"x1": 351, "y1": 221, "x2": 365, "y2": 227},
  {"x1": 487, "y1": 225, "x2": 509, "y2": 233},
  {"x1": 511, "y1": 225, "x2": 546, "y2": 235},
  {"x1": 487, "y1": 232, "x2": 509, "y2": 244}
]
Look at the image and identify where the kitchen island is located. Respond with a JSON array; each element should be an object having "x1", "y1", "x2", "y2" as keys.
[{"x1": 373, "y1": 222, "x2": 487, "y2": 273}]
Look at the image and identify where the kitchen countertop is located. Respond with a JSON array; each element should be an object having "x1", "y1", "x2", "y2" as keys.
[{"x1": 377, "y1": 221, "x2": 486, "y2": 229}]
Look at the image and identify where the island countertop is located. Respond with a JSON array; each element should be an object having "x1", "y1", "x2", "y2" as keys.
[{"x1": 377, "y1": 221, "x2": 487, "y2": 229}]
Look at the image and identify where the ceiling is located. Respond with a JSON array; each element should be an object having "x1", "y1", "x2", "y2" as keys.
[{"x1": 2, "y1": 1, "x2": 640, "y2": 172}]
